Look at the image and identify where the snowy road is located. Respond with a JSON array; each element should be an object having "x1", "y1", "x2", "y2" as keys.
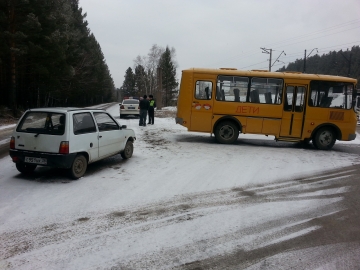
[{"x1": 1, "y1": 103, "x2": 360, "y2": 269}]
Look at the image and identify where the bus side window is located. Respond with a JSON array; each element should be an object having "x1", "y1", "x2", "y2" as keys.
[{"x1": 250, "y1": 89, "x2": 260, "y2": 103}]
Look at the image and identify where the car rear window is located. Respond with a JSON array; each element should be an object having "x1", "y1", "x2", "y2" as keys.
[
  {"x1": 17, "y1": 112, "x2": 66, "y2": 135},
  {"x1": 123, "y1": 100, "x2": 139, "y2": 104}
]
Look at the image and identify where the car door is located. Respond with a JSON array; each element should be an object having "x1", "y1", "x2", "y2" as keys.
[{"x1": 93, "y1": 112, "x2": 123, "y2": 159}]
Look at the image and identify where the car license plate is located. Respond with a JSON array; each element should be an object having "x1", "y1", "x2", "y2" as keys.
[
  {"x1": 25, "y1": 157, "x2": 47, "y2": 165},
  {"x1": 128, "y1": 107, "x2": 135, "y2": 109}
]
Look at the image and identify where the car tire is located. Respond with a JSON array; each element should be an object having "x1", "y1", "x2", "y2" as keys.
[
  {"x1": 69, "y1": 154, "x2": 87, "y2": 179},
  {"x1": 16, "y1": 163, "x2": 37, "y2": 174},
  {"x1": 121, "y1": 141, "x2": 134, "y2": 159},
  {"x1": 214, "y1": 121, "x2": 239, "y2": 144},
  {"x1": 313, "y1": 127, "x2": 336, "y2": 150}
]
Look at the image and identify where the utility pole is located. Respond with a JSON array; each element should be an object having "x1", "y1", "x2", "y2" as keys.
[
  {"x1": 261, "y1": 48, "x2": 286, "y2": 71},
  {"x1": 261, "y1": 48, "x2": 272, "y2": 71},
  {"x1": 340, "y1": 51, "x2": 352, "y2": 77},
  {"x1": 156, "y1": 66, "x2": 163, "y2": 110},
  {"x1": 303, "y1": 48, "x2": 318, "y2": 73}
]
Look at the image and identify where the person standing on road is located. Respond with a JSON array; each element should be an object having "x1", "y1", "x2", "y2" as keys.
[
  {"x1": 147, "y1": 94, "x2": 156, "y2": 125},
  {"x1": 139, "y1": 95, "x2": 150, "y2": 126}
]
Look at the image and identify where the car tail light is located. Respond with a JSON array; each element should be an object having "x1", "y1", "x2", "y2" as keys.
[
  {"x1": 59, "y1": 141, "x2": 69, "y2": 154},
  {"x1": 120, "y1": 105, "x2": 125, "y2": 109},
  {"x1": 10, "y1": 136, "x2": 15, "y2": 149},
  {"x1": 138, "y1": 106, "x2": 140, "y2": 109}
]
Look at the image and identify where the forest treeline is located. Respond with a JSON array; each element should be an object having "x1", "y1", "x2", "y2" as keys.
[
  {"x1": 278, "y1": 45, "x2": 360, "y2": 85},
  {"x1": 0, "y1": 0, "x2": 115, "y2": 115}
]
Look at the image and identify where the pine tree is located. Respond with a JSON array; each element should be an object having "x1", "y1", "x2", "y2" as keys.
[
  {"x1": 122, "y1": 67, "x2": 135, "y2": 97},
  {"x1": 159, "y1": 46, "x2": 178, "y2": 106},
  {"x1": 134, "y1": 64, "x2": 147, "y2": 96}
]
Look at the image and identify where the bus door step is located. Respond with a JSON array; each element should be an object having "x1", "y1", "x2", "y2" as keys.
[{"x1": 276, "y1": 137, "x2": 301, "y2": 142}]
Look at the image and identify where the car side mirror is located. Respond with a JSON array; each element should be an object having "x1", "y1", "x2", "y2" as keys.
[
  {"x1": 121, "y1": 125, "x2": 127, "y2": 129},
  {"x1": 119, "y1": 103, "x2": 122, "y2": 106}
]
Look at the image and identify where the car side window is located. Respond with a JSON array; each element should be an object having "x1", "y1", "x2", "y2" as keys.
[
  {"x1": 93, "y1": 112, "x2": 119, "y2": 132},
  {"x1": 73, "y1": 113, "x2": 97, "y2": 135}
]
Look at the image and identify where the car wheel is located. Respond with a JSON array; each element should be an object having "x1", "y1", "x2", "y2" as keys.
[
  {"x1": 214, "y1": 121, "x2": 239, "y2": 144},
  {"x1": 313, "y1": 127, "x2": 336, "y2": 150},
  {"x1": 121, "y1": 141, "x2": 134, "y2": 159},
  {"x1": 69, "y1": 154, "x2": 87, "y2": 179},
  {"x1": 16, "y1": 163, "x2": 37, "y2": 174}
]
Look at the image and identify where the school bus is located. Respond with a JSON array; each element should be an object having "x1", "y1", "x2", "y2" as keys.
[{"x1": 175, "y1": 68, "x2": 358, "y2": 150}]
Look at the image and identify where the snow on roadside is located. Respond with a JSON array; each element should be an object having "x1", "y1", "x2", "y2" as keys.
[
  {"x1": 0, "y1": 124, "x2": 15, "y2": 131},
  {"x1": 1, "y1": 103, "x2": 360, "y2": 269}
]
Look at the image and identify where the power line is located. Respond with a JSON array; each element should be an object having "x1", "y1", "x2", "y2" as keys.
[
  {"x1": 209, "y1": 20, "x2": 360, "y2": 67},
  {"x1": 266, "y1": 19, "x2": 360, "y2": 48}
]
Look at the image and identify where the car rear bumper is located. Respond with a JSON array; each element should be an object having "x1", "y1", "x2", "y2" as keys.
[
  {"x1": 9, "y1": 149, "x2": 77, "y2": 168},
  {"x1": 120, "y1": 110, "x2": 140, "y2": 115}
]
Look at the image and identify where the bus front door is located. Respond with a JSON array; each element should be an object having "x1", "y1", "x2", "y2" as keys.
[
  {"x1": 280, "y1": 85, "x2": 306, "y2": 138},
  {"x1": 190, "y1": 80, "x2": 214, "y2": 132}
]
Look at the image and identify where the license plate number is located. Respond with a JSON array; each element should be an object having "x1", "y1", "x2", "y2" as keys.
[
  {"x1": 128, "y1": 107, "x2": 135, "y2": 109},
  {"x1": 25, "y1": 157, "x2": 47, "y2": 165}
]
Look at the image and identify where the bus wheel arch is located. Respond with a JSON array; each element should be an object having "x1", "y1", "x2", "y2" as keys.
[
  {"x1": 311, "y1": 124, "x2": 340, "y2": 150},
  {"x1": 213, "y1": 117, "x2": 241, "y2": 144}
]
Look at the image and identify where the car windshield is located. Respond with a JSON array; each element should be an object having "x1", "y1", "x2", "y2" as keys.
[
  {"x1": 123, "y1": 100, "x2": 138, "y2": 104},
  {"x1": 17, "y1": 111, "x2": 66, "y2": 135}
]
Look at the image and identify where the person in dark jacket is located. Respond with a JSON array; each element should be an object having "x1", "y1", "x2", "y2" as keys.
[
  {"x1": 139, "y1": 95, "x2": 150, "y2": 126},
  {"x1": 147, "y1": 94, "x2": 156, "y2": 125}
]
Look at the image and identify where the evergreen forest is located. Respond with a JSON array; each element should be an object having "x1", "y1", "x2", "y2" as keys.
[
  {"x1": 277, "y1": 46, "x2": 360, "y2": 84},
  {"x1": 0, "y1": 0, "x2": 115, "y2": 115}
]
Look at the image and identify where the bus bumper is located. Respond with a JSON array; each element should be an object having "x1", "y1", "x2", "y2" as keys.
[
  {"x1": 348, "y1": 133, "x2": 356, "y2": 141},
  {"x1": 175, "y1": 117, "x2": 183, "y2": 124}
]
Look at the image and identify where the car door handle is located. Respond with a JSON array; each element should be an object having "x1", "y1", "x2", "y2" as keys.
[{"x1": 98, "y1": 135, "x2": 102, "y2": 138}]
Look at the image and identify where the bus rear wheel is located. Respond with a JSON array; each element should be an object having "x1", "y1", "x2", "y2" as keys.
[
  {"x1": 215, "y1": 121, "x2": 239, "y2": 144},
  {"x1": 313, "y1": 127, "x2": 336, "y2": 150}
]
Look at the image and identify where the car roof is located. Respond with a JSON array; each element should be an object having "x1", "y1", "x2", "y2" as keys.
[
  {"x1": 26, "y1": 107, "x2": 106, "y2": 113},
  {"x1": 122, "y1": 99, "x2": 139, "y2": 102}
]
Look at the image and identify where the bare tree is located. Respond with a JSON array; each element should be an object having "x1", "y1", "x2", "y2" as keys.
[{"x1": 133, "y1": 44, "x2": 164, "y2": 95}]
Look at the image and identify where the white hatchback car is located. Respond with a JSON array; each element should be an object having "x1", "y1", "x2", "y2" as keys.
[
  {"x1": 9, "y1": 108, "x2": 136, "y2": 179},
  {"x1": 119, "y1": 99, "x2": 140, "y2": 118}
]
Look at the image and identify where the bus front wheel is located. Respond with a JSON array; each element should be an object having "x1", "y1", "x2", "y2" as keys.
[
  {"x1": 313, "y1": 127, "x2": 336, "y2": 150},
  {"x1": 215, "y1": 121, "x2": 239, "y2": 144}
]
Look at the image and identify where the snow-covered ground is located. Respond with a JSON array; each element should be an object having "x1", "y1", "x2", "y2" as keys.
[{"x1": 1, "y1": 104, "x2": 360, "y2": 269}]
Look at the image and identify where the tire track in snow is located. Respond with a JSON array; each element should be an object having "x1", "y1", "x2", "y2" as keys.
[{"x1": 1, "y1": 165, "x2": 359, "y2": 269}]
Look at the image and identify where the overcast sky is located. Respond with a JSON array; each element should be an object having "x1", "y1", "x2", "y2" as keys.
[{"x1": 79, "y1": 0, "x2": 360, "y2": 88}]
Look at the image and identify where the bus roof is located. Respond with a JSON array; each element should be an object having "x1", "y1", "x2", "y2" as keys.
[{"x1": 183, "y1": 68, "x2": 357, "y2": 83}]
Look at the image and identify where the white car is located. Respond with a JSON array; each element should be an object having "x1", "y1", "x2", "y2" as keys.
[
  {"x1": 119, "y1": 99, "x2": 140, "y2": 118},
  {"x1": 9, "y1": 108, "x2": 136, "y2": 179}
]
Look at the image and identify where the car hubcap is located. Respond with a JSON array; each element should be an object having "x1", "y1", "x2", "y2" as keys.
[{"x1": 74, "y1": 159, "x2": 84, "y2": 174}]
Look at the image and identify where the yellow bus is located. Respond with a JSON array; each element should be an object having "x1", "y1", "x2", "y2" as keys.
[{"x1": 175, "y1": 68, "x2": 358, "y2": 150}]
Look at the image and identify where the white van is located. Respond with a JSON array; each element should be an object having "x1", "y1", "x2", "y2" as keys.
[{"x1": 9, "y1": 108, "x2": 136, "y2": 179}]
